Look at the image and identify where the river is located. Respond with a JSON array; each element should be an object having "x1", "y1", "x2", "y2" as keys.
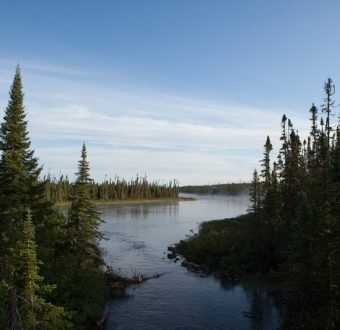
[{"x1": 100, "y1": 194, "x2": 281, "y2": 329}]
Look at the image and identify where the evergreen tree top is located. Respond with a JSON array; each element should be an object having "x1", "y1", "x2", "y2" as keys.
[
  {"x1": 76, "y1": 143, "x2": 91, "y2": 184},
  {"x1": 264, "y1": 136, "x2": 272, "y2": 150},
  {"x1": 0, "y1": 65, "x2": 30, "y2": 152}
]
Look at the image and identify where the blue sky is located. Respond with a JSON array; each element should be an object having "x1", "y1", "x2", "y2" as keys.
[{"x1": 0, "y1": 1, "x2": 339, "y2": 184}]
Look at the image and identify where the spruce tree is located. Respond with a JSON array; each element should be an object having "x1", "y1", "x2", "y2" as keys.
[
  {"x1": 310, "y1": 103, "x2": 319, "y2": 144},
  {"x1": 16, "y1": 210, "x2": 70, "y2": 329},
  {"x1": 53, "y1": 144, "x2": 107, "y2": 326},
  {"x1": 18, "y1": 209, "x2": 43, "y2": 328},
  {"x1": 260, "y1": 136, "x2": 273, "y2": 192},
  {"x1": 0, "y1": 66, "x2": 41, "y2": 309},
  {"x1": 0, "y1": 66, "x2": 49, "y2": 220},
  {"x1": 67, "y1": 144, "x2": 104, "y2": 267},
  {"x1": 0, "y1": 67, "x2": 67, "y2": 328},
  {"x1": 260, "y1": 136, "x2": 273, "y2": 217},
  {"x1": 248, "y1": 169, "x2": 261, "y2": 217},
  {"x1": 322, "y1": 78, "x2": 335, "y2": 146}
]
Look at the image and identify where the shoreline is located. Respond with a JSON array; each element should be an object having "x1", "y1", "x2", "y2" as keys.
[
  {"x1": 172, "y1": 214, "x2": 283, "y2": 281},
  {"x1": 54, "y1": 196, "x2": 196, "y2": 207}
]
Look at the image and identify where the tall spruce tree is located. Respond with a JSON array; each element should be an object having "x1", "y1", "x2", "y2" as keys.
[
  {"x1": 260, "y1": 136, "x2": 273, "y2": 217},
  {"x1": 52, "y1": 144, "x2": 107, "y2": 326},
  {"x1": 0, "y1": 66, "x2": 50, "y2": 220},
  {"x1": 0, "y1": 67, "x2": 67, "y2": 328},
  {"x1": 0, "y1": 66, "x2": 42, "y2": 315},
  {"x1": 67, "y1": 144, "x2": 104, "y2": 267}
]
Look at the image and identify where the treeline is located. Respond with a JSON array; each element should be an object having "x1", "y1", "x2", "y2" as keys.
[
  {"x1": 177, "y1": 78, "x2": 340, "y2": 329},
  {"x1": 44, "y1": 175, "x2": 178, "y2": 202},
  {"x1": 179, "y1": 183, "x2": 250, "y2": 195},
  {"x1": 0, "y1": 68, "x2": 108, "y2": 328},
  {"x1": 248, "y1": 79, "x2": 339, "y2": 329}
]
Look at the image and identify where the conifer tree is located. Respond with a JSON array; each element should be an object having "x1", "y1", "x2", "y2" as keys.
[
  {"x1": 310, "y1": 103, "x2": 319, "y2": 144},
  {"x1": 0, "y1": 66, "x2": 49, "y2": 220},
  {"x1": 260, "y1": 136, "x2": 273, "y2": 188},
  {"x1": 19, "y1": 209, "x2": 43, "y2": 328},
  {"x1": 0, "y1": 67, "x2": 39, "y2": 310},
  {"x1": 16, "y1": 209, "x2": 70, "y2": 329},
  {"x1": 260, "y1": 136, "x2": 273, "y2": 218},
  {"x1": 67, "y1": 144, "x2": 104, "y2": 267},
  {"x1": 0, "y1": 66, "x2": 63, "y2": 293},
  {"x1": 0, "y1": 67, "x2": 68, "y2": 328},
  {"x1": 322, "y1": 78, "x2": 335, "y2": 146},
  {"x1": 248, "y1": 169, "x2": 261, "y2": 217},
  {"x1": 51, "y1": 144, "x2": 107, "y2": 326}
]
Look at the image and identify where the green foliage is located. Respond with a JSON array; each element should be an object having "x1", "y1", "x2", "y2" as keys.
[
  {"x1": 248, "y1": 169, "x2": 261, "y2": 216},
  {"x1": 67, "y1": 144, "x2": 104, "y2": 266},
  {"x1": 16, "y1": 210, "x2": 71, "y2": 329},
  {"x1": 48, "y1": 144, "x2": 108, "y2": 327},
  {"x1": 177, "y1": 79, "x2": 340, "y2": 329},
  {"x1": 50, "y1": 251, "x2": 106, "y2": 327},
  {"x1": 176, "y1": 215, "x2": 268, "y2": 275},
  {"x1": 0, "y1": 66, "x2": 51, "y2": 220},
  {"x1": 44, "y1": 173, "x2": 179, "y2": 202},
  {"x1": 19, "y1": 209, "x2": 43, "y2": 328},
  {"x1": 179, "y1": 182, "x2": 250, "y2": 195},
  {"x1": 0, "y1": 68, "x2": 106, "y2": 329}
]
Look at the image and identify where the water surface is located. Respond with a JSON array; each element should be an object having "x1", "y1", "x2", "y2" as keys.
[{"x1": 100, "y1": 194, "x2": 281, "y2": 329}]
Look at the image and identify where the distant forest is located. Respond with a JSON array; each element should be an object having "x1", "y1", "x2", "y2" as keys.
[
  {"x1": 44, "y1": 175, "x2": 179, "y2": 202},
  {"x1": 179, "y1": 183, "x2": 250, "y2": 195}
]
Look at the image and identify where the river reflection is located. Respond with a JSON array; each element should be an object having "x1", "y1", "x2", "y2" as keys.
[
  {"x1": 100, "y1": 194, "x2": 281, "y2": 329},
  {"x1": 100, "y1": 202, "x2": 179, "y2": 219}
]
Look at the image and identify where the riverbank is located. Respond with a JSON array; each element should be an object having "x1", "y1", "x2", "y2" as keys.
[
  {"x1": 54, "y1": 196, "x2": 196, "y2": 207},
  {"x1": 174, "y1": 214, "x2": 282, "y2": 279},
  {"x1": 101, "y1": 194, "x2": 281, "y2": 329}
]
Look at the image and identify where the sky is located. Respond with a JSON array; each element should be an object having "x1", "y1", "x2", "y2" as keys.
[{"x1": 0, "y1": 0, "x2": 340, "y2": 185}]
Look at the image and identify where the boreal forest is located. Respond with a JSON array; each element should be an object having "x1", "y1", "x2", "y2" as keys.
[
  {"x1": 176, "y1": 78, "x2": 340, "y2": 329},
  {"x1": 0, "y1": 68, "x2": 339, "y2": 329},
  {"x1": 0, "y1": 68, "x2": 178, "y2": 328}
]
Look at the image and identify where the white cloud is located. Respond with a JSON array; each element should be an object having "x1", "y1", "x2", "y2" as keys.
[{"x1": 0, "y1": 60, "x2": 311, "y2": 185}]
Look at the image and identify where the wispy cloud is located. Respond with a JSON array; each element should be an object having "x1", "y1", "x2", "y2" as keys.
[{"x1": 0, "y1": 60, "x2": 310, "y2": 185}]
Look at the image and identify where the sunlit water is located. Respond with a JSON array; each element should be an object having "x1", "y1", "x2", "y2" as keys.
[{"x1": 100, "y1": 194, "x2": 281, "y2": 329}]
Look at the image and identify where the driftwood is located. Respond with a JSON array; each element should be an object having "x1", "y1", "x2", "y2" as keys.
[
  {"x1": 106, "y1": 265, "x2": 165, "y2": 299},
  {"x1": 242, "y1": 311, "x2": 261, "y2": 321},
  {"x1": 96, "y1": 312, "x2": 111, "y2": 328},
  {"x1": 131, "y1": 274, "x2": 145, "y2": 284},
  {"x1": 131, "y1": 272, "x2": 165, "y2": 284}
]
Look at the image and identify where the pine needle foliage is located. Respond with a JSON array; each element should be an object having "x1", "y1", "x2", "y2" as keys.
[
  {"x1": 67, "y1": 144, "x2": 104, "y2": 267},
  {"x1": 16, "y1": 209, "x2": 71, "y2": 329}
]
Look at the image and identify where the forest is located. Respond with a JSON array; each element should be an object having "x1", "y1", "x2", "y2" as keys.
[
  {"x1": 176, "y1": 78, "x2": 340, "y2": 329},
  {"x1": 44, "y1": 175, "x2": 178, "y2": 203},
  {"x1": 0, "y1": 64, "x2": 183, "y2": 330},
  {"x1": 0, "y1": 68, "x2": 150, "y2": 328},
  {"x1": 0, "y1": 67, "x2": 339, "y2": 329},
  {"x1": 0, "y1": 66, "x2": 181, "y2": 329},
  {"x1": 179, "y1": 183, "x2": 250, "y2": 195}
]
